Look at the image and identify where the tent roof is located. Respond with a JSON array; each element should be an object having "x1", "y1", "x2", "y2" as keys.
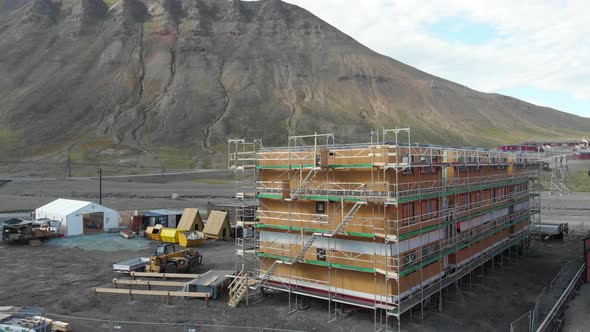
[{"x1": 36, "y1": 198, "x2": 106, "y2": 216}]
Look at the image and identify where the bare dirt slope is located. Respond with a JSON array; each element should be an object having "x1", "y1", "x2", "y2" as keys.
[{"x1": 1, "y1": 0, "x2": 589, "y2": 168}]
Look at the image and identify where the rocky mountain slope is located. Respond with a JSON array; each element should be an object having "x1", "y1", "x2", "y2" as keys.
[{"x1": 0, "y1": 0, "x2": 588, "y2": 168}]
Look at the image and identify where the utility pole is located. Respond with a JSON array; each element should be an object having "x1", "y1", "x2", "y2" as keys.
[
  {"x1": 98, "y1": 168, "x2": 102, "y2": 205},
  {"x1": 67, "y1": 155, "x2": 71, "y2": 178}
]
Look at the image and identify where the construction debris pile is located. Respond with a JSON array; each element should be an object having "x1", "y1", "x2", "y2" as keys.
[
  {"x1": 145, "y1": 208, "x2": 231, "y2": 245},
  {"x1": 0, "y1": 306, "x2": 69, "y2": 332},
  {"x1": 0, "y1": 219, "x2": 58, "y2": 245}
]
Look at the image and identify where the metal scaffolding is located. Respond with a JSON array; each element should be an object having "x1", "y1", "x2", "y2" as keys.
[
  {"x1": 228, "y1": 138, "x2": 263, "y2": 275},
  {"x1": 229, "y1": 130, "x2": 543, "y2": 331},
  {"x1": 548, "y1": 154, "x2": 572, "y2": 195}
]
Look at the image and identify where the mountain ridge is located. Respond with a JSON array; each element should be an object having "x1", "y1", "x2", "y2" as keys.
[{"x1": 0, "y1": 0, "x2": 588, "y2": 168}]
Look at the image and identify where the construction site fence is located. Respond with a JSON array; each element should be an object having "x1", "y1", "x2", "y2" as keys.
[
  {"x1": 45, "y1": 314, "x2": 306, "y2": 332},
  {"x1": 509, "y1": 259, "x2": 584, "y2": 332}
]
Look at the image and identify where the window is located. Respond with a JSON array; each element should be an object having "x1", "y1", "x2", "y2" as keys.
[
  {"x1": 421, "y1": 166, "x2": 436, "y2": 174},
  {"x1": 317, "y1": 248, "x2": 326, "y2": 261},
  {"x1": 421, "y1": 201, "x2": 428, "y2": 220},
  {"x1": 446, "y1": 223, "x2": 456, "y2": 239},
  {"x1": 422, "y1": 199, "x2": 437, "y2": 220},
  {"x1": 403, "y1": 203, "x2": 415, "y2": 225},
  {"x1": 456, "y1": 194, "x2": 466, "y2": 211},
  {"x1": 475, "y1": 191, "x2": 481, "y2": 207},
  {"x1": 404, "y1": 251, "x2": 417, "y2": 266},
  {"x1": 422, "y1": 243, "x2": 439, "y2": 259},
  {"x1": 431, "y1": 199, "x2": 438, "y2": 216},
  {"x1": 316, "y1": 201, "x2": 326, "y2": 213},
  {"x1": 402, "y1": 167, "x2": 414, "y2": 175}
]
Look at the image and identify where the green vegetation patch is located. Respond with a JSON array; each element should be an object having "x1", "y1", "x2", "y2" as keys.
[
  {"x1": 568, "y1": 168, "x2": 590, "y2": 193},
  {"x1": 0, "y1": 128, "x2": 17, "y2": 146},
  {"x1": 102, "y1": 0, "x2": 119, "y2": 7},
  {"x1": 144, "y1": 21, "x2": 165, "y2": 34},
  {"x1": 192, "y1": 178, "x2": 234, "y2": 185},
  {"x1": 153, "y1": 146, "x2": 197, "y2": 169},
  {"x1": 0, "y1": 128, "x2": 21, "y2": 158},
  {"x1": 539, "y1": 161, "x2": 590, "y2": 193},
  {"x1": 66, "y1": 136, "x2": 144, "y2": 170}
]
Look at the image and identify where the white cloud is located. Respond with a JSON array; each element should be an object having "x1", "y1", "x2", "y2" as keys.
[{"x1": 281, "y1": 0, "x2": 590, "y2": 116}]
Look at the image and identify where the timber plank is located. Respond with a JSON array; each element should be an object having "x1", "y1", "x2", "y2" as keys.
[
  {"x1": 130, "y1": 272, "x2": 200, "y2": 279},
  {"x1": 93, "y1": 287, "x2": 208, "y2": 298}
]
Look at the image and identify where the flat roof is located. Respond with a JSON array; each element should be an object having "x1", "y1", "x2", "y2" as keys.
[
  {"x1": 144, "y1": 209, "x2": 184, "y2": 216},
  {"x1": 0, "y1": 313, "x2": 13, "y2": 321}
]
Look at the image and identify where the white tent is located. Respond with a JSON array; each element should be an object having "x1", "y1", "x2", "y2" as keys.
[{"x1": 35, "y1": 199, "x2": 118, "y2": 237}]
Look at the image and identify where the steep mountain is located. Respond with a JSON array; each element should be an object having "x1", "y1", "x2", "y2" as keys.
[{"x1": 0, "y1": 0, "x2": 588, "y2": 168}]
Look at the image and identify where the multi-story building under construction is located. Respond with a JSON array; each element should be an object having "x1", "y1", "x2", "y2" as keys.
[{"x1": 228, "y1": 129, "x2": 542, "y2": 329}]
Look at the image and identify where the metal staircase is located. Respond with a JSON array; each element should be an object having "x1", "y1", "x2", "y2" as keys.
[
  {"x1": 256, "y1": 200, "x2": 367, "y2": 286},
  {"x1": 284, "y1": 233, "x2": 321, "y2": 266},
  {"x1": 333, "y1": 201, "x2": 365, "y2": 235},
  {"x1": 258, "y1": 260, "x2": 284, "y2": 285},
  {"x1": 289, "y1": 168, "x2": 319, "y2": 200}
]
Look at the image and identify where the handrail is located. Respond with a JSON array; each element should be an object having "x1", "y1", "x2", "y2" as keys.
[{"x1": 536, "y1": 263, "x2": 585, "y2": 332}]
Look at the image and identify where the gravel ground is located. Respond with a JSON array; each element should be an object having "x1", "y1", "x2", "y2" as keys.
[
  {"x1": 562, "y1": 283, "x2": 590, "y2": 332},
  {"x1": 0, "y1": 174, "x2": 588, "y2": 331},
  {"x1": 0, "y1": 234, "x2": 584, "y2": 332},
  {"x1": 0, "y1": 172, "x2": 235, "y2": 212}
]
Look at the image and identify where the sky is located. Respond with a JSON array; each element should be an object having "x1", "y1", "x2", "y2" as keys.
[{"x1": 281, "y1": 0, "x2": 590, "y2": 118}]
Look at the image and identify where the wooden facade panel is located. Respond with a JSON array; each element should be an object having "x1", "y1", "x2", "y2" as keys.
[
  {"x1": 399, "y1": 261, "x2": 444, "y2": 294},
  {"x1": 448, "y1": 246, "x2": 471, "y2": 265},
  {"x1": 259, "y1": 170, "x2": 290, "y2": 182},
  {"x1": 255, "y1": 144, "x2": 536, "y2": 304},
  {"x1": 261, "y1": 256, "x2": 446, "y2": 298},
  {"x1": 395, "y1": 172, "x2": 440, "y2": 185},
  {"x1": 259, "y1": 240, "x2": 384, "y2": 270},
  {"x1": 259, "y1": 200, "x2": 389, "y2": 236},
  {"x1": 260, "y1": 257, "x2": 392, "y2": 297},
  {"x1": 513, "y1": 219, "x2": 529, "y2": 232}
]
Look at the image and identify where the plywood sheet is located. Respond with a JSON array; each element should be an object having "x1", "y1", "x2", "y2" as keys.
[
  {"x1": 177, "y1": 208, "x2": 204, "y2": 232},
  {"x1": 203, "y1": 210, "x2": 231, "y2": 239}
]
